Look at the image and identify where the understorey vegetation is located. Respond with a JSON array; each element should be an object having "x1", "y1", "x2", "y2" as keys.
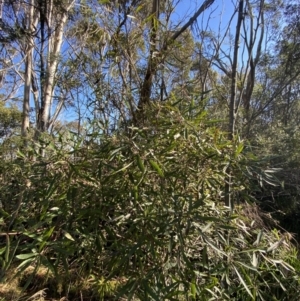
[
  {"x1": 1, "y1": 104, "x2": 300, "y2": 300},
  {"x1": 1, "y1": 0, "x2": 300, "y2": 300}
]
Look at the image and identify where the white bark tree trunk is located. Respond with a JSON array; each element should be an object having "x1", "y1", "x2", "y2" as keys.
[
  {"x1": 36, "y1": 0, "x2": 75, "y2": 136},
  {"x1": 22, "y1": 0, "x2": 38, "y2": 138}
]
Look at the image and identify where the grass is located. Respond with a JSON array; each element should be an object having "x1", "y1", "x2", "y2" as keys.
[{"x1": 0, "y1": 265, "x2": 126, "y2": 301}]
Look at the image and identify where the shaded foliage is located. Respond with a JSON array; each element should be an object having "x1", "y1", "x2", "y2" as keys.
[{"x1": 1, "y1": 103, "x2": 299, "y2": 300}]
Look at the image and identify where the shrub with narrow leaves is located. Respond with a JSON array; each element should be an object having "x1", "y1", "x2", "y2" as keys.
[{"x1": 0, "y1": 103, "x2": 299, "y2": 300}]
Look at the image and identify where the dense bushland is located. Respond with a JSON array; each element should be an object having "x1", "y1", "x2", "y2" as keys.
[
  {"x1": 1, "y1": 104, "x2": 299, "y2": 300},
  {"x1": 1, "y1": 0, "x2": 300, "y2": 299}
]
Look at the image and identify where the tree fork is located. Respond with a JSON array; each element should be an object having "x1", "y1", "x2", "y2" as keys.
[{"x1": 138, "y1": 0, "x2": 215, "y2": 119}]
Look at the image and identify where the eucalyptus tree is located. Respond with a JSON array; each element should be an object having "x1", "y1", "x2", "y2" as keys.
[
  {"x1": 0, "y1": 1, "x2": 26, "y2": 105},
  {"x1": 249, "y1": 0, "x2": 300, "y2": 167},
  {"x1": 0, "y1": 0, "x2": 75, "y2": 141},
  {"x1": 257, "y1": 1, "x2": 300, "y2": 129},
  {"x1": 138, "y1": 0, "x2": 215, "y2": 117},
  {"x1": 212, "y1": 0, "x2": 300, "y2": 139},
  {"x1": 200, "y1": 0, "x2": 300, "y2": 207},
  {"x1": 192, "y1": 0, "x2": 280, "y2": 207},
  {"x1": 62, "y1": 0, "x2": 216, "y2": 132},
  {"x1": 204, "y1": 0, "x2": 269, "y2": 137},
  {"x1": 0, "y1": 101, "x2": 22, "y2": 139},
  {"x1": 0, "y1": 101, "x2": 22, "y2": 159}
]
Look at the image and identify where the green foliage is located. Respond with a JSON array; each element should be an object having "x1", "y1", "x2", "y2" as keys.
[
  {"x1": 249, "y1": 122, "x2": 300, "y2": 240},
  {"x1": 0, "y1": 103, "x2": 299, "y2": 300},
  {"x1": 0, "y1": 102, "x2": 22, "y2": 138},
  {"x1": 0, "y1": 102, "x2": 22, "y2": 160}
]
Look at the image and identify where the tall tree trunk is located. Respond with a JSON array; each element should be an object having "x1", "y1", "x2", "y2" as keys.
[
  {"x1": 225, "y1": 0, "x2": 244, "y2": 209},
  {"x1": 139, "y1": 0, "x2": 160, "y2": 110},
  {"x1": 22, "y1": 48, "x2": 32, "y2": 138},
  {"x1": 229, "y1": 0, "x2": 244, "y2": 140},
  {"x1": 242, "y1": 0, "x2": 264, "y2": 135},
  {"x1": 35, "y1": 0, "x2": 75, "y2": 137},
  {"x1": 22, "y1": 0, "x2": 37, "y2": 139}
]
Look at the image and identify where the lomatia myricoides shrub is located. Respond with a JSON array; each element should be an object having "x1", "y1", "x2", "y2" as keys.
[{"x1": 0, "y1": 103, "x2": 299, "y2": 300}]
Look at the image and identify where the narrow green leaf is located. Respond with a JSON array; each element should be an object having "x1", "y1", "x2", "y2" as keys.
[
  {"x1": 43, "y1": 226, "x2": 55, "y2": 240},
  {"x1": 5, "y1": 239, "x2": 20, "y2": 272},
  {"x1": 136, "y1": 4, "x2": 145, "y2": 13},
  {"x1": 203, "y1": 235, "x2": 227, "y2": 256},
  {"x1": 233, "y1": 266, "x2": 254, "y2": 299},
  {"x1": 237, "y1": 260, "x2": 258, "y2": 272},
  {"x1": 202, "y1": 245, "x2": 208, "y2": 268},
  {"x1": 15, "y1": 258, "x2": 36, "y2": 278},
  {"x1": 144, "y1": 281, "x2": 160, "y2": 301},
  {"x1": 16, "y1": 253, "x2": 37, "y2": 260},
  {"x1": 235, "y1": 143, "x2": 244, "y2": 156},
  {"x1": 149, "y1": 160, "x2": 164, "y2": 177},
  {"x1": 17, "y1": 150, "x2": 26, "y2": 158},
  {"x1": 270, "y1": 272, "x2": 287, "y2": 291},
  {"x1": 253, "y1": 230, "x2": 263, "y2": 246},
  {"x1": 110, "y1": 162, "x2": 133, "y2": 175},
  {"x1": 109, "y1": 147, "x2": 124, "y2": 159},
  {"x1": 190, "y1": 282, "x2": 197, "y2": 299},
  {"x1": 238, "y1": 248, "x2": 266, "y2": 254},
  {"x1": 218, "y1": 224, "x2": 237, "y2": 230},
  {"x1": 196, "y1": 216, "x2": 221, "y2": 222},
  {"x1": 136, "y1": 155, "x2": 145, "y2": 173},
  {"x1": 39, "y1": 226, "x2": 55, "y2": 252},
  {"x1": 45, "y1": 176, "x2": 58, "y2": 200}
]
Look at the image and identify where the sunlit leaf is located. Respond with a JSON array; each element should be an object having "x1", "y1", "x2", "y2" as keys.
[
  {"x1": 233, "y1": 266, "x2": 254, "y2": 299},
  {"x1": 16, "y1": 253, "x2": 37, "y2": 260},
  {"x1": 63, "y1": 232, "x2": 75, "y2": 241}
]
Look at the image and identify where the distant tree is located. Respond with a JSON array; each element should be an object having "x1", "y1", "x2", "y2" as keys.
[
  {"x1": 0, "y1": 101, "x2": 22, "y2": 159},
  {"x1": 0, "y1": 101, "x2": 22, "y2": 139}
]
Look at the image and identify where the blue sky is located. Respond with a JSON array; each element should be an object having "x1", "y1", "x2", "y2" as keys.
[
  {"x1": 172, "y1": 0, "x2": 266, "y2": 71},
  {"x1": 174, "y1": 0, "x2": 237, "y2": 34}
]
